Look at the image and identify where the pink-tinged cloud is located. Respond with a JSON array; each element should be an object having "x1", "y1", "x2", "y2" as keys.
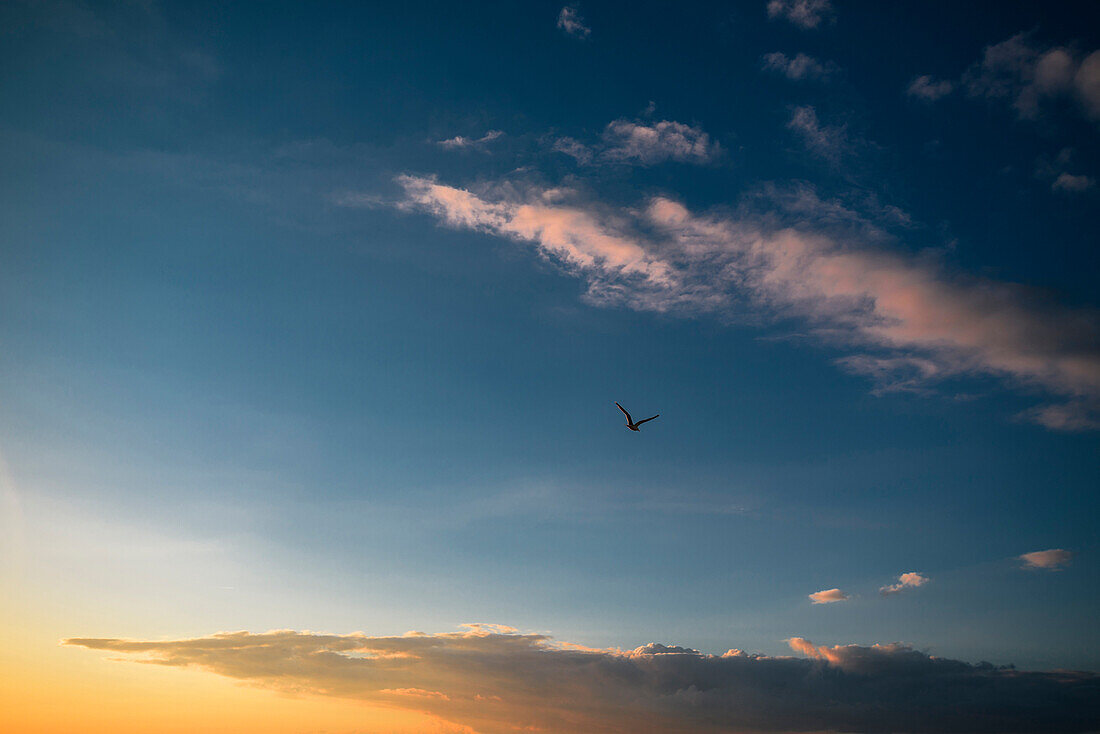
[
  {"x1": 553, "y1": 119, "x2": 722, "y2": 167},
  {"x1": 762, "y1": 52, "x2": 836, "y2": 82},
  {"x1": 787, "y1": 105, "x2": 848, "y2": 162},
  {"x1": 907, "y1": 75, "x2": 954, "y2": 101},
  {"x1": 556, "y1": 6, "x2": 590, "y2": 39},
  {"x1": 385, "y1": 176, "x2": 1100, "y2": 428},
  {"x1": 880, "y1": 571, "x2": 930, "y2": 596},
  {"x1": 66, "y1": 626, "x2": 1100, "y2": 733},
  {"x1": 963, "y1": 33, "x2": 1100, "y2": 121},
  {"x1": 808, "y1": 587, "x2": 849, "y2": 604},
  {"x1": 1019, "y1": 548, "x2": 1074, "y2": 570},
  {"x1": 766, "y1": 0, "x2": 834, "y2": 29}
]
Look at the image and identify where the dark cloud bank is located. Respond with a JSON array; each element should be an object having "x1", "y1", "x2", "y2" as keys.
[{"x1": 66, "y1": 625, "x2": 1100, "y2": 733}]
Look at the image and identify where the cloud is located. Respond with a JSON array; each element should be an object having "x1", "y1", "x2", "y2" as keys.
[
  {"x1": 557, "y1": 6, "x2": 591, "y2": 39},
  {"x1": 808, "y1": 587, "x2": 849, "y2": 604},
  {"x1": 765, "y1": 0, "x2": 834, "y2": 29},
  {"x1": 436, "y1": 130, "x2": 503, "y2": 150},
  {"x1": 65, "y1": 627, "x2": 1100, "y2": 733},
  {"x1": 1052, "y1": 172, "x2": 1095, "y2": 193},
  {"x1": 1019, "y1": 549, "x2": 1074, "y2": 570},
  {"x1": 551, "y1": 119, "x2": 721, "y2": 167},
  {"x1": 600, "y1": 119, "x2": 721, "y2": 165},
  {"x1": 880, "y1": 572, "x2": 930, "y2": 596},
  {"x1": 787, "y1": 105, "x2": 849, "y2": 162},
  {"x1": 761, "y1": 52, "x2": 836, "y2": 82},
  {"x1": 907, "y1": 75, "x2": 955, "y2": 101},
  {"x1": 963, "y1": 34, "x2": 1100, "y2": 121},
  {"x1": 381, "y1": 175, "x2": 1100, "y2": 428}
]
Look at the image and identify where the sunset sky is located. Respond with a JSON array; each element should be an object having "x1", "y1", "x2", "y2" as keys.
[{"x1": 2, "y1": 1, "x2": 1099, "y2": 732}]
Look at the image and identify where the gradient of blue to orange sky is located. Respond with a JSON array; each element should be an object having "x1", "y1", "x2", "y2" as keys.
[{"x1": 2, "y1": 1, "x2": 1100, "y2": 732}]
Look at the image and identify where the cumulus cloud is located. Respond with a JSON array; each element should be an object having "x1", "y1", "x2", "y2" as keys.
[
  {"x1": 436, "y1": 130, "x2": 503, "y2": 150},
  {"x1": 1019, "y1": 549, "x2": 1074, "y2": 570},
  {"x1": 65, "y1": 626, "x2": 1100, "y2": 734},
  {"x1": 765, "y1": 0, "x2": 834, "y2": 29},
  {"x1": 787, "y1": 105, "x2": 849, "y2": 162},
  {"x1": 963, "y1": 34, "x2": 1100, "y2": 121},
  {"x1": 808, "y1": 587, "x2": 849, "y2": 604},
  {"x1": 380, "y1": 175, "x2": 1100, "y2": 428},
  {"x1": 761, "y1": 52, "x2": 836, "y2": 82},
  {"x1": 880, "y1": 572, "x2": 930, "y2": 596},
  {"x1": 557, "y1": 6, "x2": 590, "y2": 39},
  {"x1": 907, "y1": 75, "x2": 955, "y2": 101}
]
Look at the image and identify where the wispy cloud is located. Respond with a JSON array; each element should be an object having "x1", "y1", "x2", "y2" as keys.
[
  {"x1": 880, "y1": 572, "x2": 930, "y2": 596},
  {"x1": 436, "y1": 130, "x2": 503, "y2": 150},
  {"x1": 808, "y1": 587, "x2": 849, "y2": 604},
  {"x1": 66, "y1": 627, "x2": 1100, "y2": 733},
  {"x1": 787, "y1": 105, "x2": 849, "y2": 162},
  {"x1": 377, "y1": 175, "x2": 1100, "y2": 428},
  {"x1": 762, "y1": 52, "x2": 836, "y2": 82},
  {"x1": 1019, "y1": 549, "x2": 1074, "y2": 570},
  {"x1": 907, "y1": 75, "x2": 954, "y2": 102},
  {"x1": 765, "y1": 0, "x2": 834, "y2": 29},
  {"x1": 553, "y1": 119, "x2": 722, "y2": 166},
  {"x1": 557, "y1": 6, "x2": 591, "y2": 39}
]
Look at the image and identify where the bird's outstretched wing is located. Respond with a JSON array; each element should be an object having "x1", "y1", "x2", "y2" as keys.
[
  {"x1": 615, "y1": 402, "x2": 633, "y2": 423},
  {"x1": 635, "y1": 414, "x2": 659, "y2": 426}
]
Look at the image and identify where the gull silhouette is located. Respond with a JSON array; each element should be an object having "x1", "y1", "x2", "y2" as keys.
[{"x1": 616, "y1": 402, "x2": 659, "y2": 432}]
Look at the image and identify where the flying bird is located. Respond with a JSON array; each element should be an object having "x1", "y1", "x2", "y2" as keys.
[{"x1": 616, "y1": 402, "x2": 659, "y2": 432}]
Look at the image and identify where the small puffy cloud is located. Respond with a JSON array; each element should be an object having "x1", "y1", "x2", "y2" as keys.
[
  {"x1": 1019, "y1": 549, "x2": 1074, "y2": 570},
  {"x1": 436, "y1": 130, "x2": 503, "y2": 150},
  {"x1": 600, "y1": 119, "x2": 721, "y2": 165},
  {"x1": 880, "y1": 572, "x2": 930, "y2": 596},
  {"x1": 1052, "y1": 172, "x2": 1095, "y2": 192},
  {"x1": 66, "y1": 626, "x2": 1100, "y2": 733},
  {"x1": 552, "y1": 119, "x2": 721, "y2": 167},
  {"x1": 761, "y1": 52, "x2": 836, "y2": 82},
  {"x1": 808, "y1": 587, "x2": 849, "y2": 604},
  {"x1": 557, "y1": 6, "x2": 590, "y2": 39},
  {"x1": 1023, "y1": 402, "x2": 1100, "y2": 431},
  {"x1": 766, "y1": 0, "x2": 834, "y2": 29},
  {"x1": 907, "y1": 75, "x2": 954, "y2": 101},
  {"x1": 787, "y1": 105, "x2": 848, "y2": 162}
]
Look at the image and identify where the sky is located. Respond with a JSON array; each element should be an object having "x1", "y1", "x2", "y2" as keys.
[{"x1": 1, "y1": 1, "x2": 1100, "y2": 732}]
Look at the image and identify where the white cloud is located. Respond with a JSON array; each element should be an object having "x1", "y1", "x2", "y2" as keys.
[
  {"x1": 907, "y1": 75, "x2": 954, "y2": 102},
  {"x1": 376, "y1": 176, "x2": 1100, "y2": 428},
  {"x1": 436, "y1": 130, "x2": 504, "y2": 150},
  {"x1": 880, "y1": 572, "x2": 930, "y2": 596},
  {"x1": 765, "y1": 0, "x2": 834, "y2": 29},
  {"x1": 67, "y1": 626, "x2": 1100, "y2": 733},
  {"x1": 557, "y1": 6, "x2": 591, "y2": 39},
  {"x1": 1019, "y1": 549, "x2": 1074, "y2": 570},
  {"x1": 809, "y1": 587, "x2": 849, "y2": 604},
  {"x1": 761, "y1": 52, "x2": 836, "y2": 82}
]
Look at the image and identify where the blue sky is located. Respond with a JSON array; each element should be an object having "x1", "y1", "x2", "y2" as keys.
[{"x1": 2, "y1": 2, "x2": 1100, "y2": 730}]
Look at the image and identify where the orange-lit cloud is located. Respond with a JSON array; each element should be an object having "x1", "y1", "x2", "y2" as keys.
[
  {"x1": 880, "y1": 571, "x2": 930, "y2": 596},
  {"x1": 1019, "y1": 548, "x2": 1074, "y2": 570},
  {"x1": 386, "y1": 177, "x2": 1100, "y2": 428},
  {"x1": 65, "y1": 625, "x2": 1100, "y2": 733},
  {"x1": 808, "y1": 587, "x2": 849, "y2": 604}
]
